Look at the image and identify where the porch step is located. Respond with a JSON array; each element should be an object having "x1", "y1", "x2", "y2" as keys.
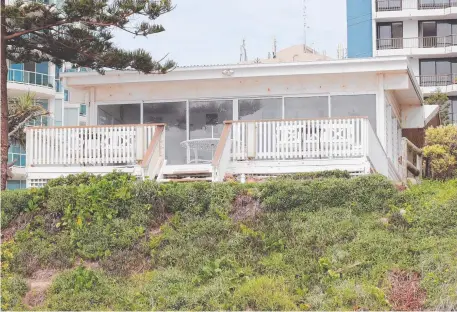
[
  {"x1": 161, "y1": 169, "x2": 212, "y2": 181},
  {"x1": 161, "y1": 177, "x2": 213, "y2": 183}
]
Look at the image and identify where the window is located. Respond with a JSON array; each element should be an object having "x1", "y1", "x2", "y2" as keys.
[
  {"x1": 189, "y1": 100, "x2": 233, "y2": 163},
  {"x1": 6, "y1": 180, "x2": 26, "y2": 190},
  {"x1": 80, "y1": 104, "x2": 87, "y2": 116},
  {"x1": 239, "y1": 98, "x2": 282, "y2": 120},
  {"x1": 330, "y1": 95, "x2": 377, "y2": 131},
  {"x1": 419, "y1": 58, "x2": 457, "y2": 86},
  {"x1": 284, "y1": 97, "x2": 329, "y2": 119},
  {"x1": 64, "y1": 90, "x2": 69, "y2": 101},
  {"x1": 144, "y1": 102, "x2": 187, "y2": 165},
  {"x1": 8, "y1": 144, "x2": 26, "y2": 167},
  {"x1": 377, "y1": 22, "x2": 403, "y2": 49},
  {"x1": 97, "y1": 104, "x2": 141, "y2": 125},
  {"x1": 419, "y1": 20, "x2": 457, "y2": 47}
]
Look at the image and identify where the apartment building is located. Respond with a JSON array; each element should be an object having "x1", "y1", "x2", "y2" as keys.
[{"x1": 347, "y1": 0, "x2": 457, "y2": 124}]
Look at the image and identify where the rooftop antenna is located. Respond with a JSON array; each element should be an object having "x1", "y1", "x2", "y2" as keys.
[
  {"x1": 273, "y1": 37, "x2": 277, "y2": 58},
  {"x1": 303, "y1": 0, "x2": 307, "y2": 52},
  {"x1": 240, "y1": 39, "x2": 248, "y2": 62}
]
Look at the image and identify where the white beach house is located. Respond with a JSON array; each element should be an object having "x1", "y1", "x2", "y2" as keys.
[{"x1": 24, "y1": 56, "x2": 438, "y2": 186}]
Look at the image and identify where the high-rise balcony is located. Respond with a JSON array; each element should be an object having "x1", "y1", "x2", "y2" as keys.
[
  {"x1": 417, "y1": 74, "x2": 457, "y2": 94},
  {"x1": 7, "y1": 68, "x2": 56, "y2": 97},
  {"x1": 376, "y1": 35, "x2": 457, "y2": 56},
  {"x1": 375, "y1": 0, "x2": 457, "y2": 19},
  {"x1": 376, "y1": 0, "x2": 457, "y2": 11}
]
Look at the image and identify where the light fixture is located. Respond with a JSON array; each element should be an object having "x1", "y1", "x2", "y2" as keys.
[{"x1": 222, "y1": 69, "x2": 234, "y2": 76}]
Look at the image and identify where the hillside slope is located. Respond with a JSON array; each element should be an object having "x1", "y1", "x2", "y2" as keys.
[{"x1": 1, "y1": 172, "x2": 457, "y2": 311}]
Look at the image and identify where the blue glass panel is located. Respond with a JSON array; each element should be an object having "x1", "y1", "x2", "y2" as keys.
[
  {"x1": 6, "y1": 180, "x2": 21, "y2": 190},
  {"x1": 11, "y1": 144, "x2": 20, "y2": 153},
  {"x1": 80, "y1": 104, "x2": 87, "y2": 116},
  {"x1": 64, "y1": 90, "x2": 69, "y2": 101},
  {"x1": 20, "y1": 155, "x2": 26, "y2": 167},
  {"x1": 8, "y1": 153, "x2": 13, "y2": 163},
  {"x1": 36, "y1": 62, "x2": 48, "y2": 75},
  {"x1": 10, "y1": 63, "x2": 23, "y2": 70}
]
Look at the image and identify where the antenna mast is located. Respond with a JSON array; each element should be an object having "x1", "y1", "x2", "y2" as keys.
[
  {"x1": 240, "y1": 39, "x2": 248, "y2": 62},
  {"x1": 303, "y1": 0, "x2": 307, "y2": 52}
]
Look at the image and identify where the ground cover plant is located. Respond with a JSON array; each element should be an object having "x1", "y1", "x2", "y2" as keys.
[{"x1": 1, "y1": 171, "x2": 456, "y2": 310}]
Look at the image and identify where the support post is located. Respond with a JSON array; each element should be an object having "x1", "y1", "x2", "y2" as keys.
[
  {"x1": 136, "y1": 126, "x2": 144, "y2": 162},
  {"x1": 401, "y1": 138, "x2": 408, "y2": 183},
  {"x1": 246, "y1": 122, "x2": 256, "y2": 159}
]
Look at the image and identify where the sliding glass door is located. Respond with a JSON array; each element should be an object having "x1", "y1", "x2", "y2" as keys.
[{"x1": 143, "y1": 102, "x2": 187, "y2": 165}]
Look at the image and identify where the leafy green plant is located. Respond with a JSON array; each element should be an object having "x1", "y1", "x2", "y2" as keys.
[{"x1": 424, "y1": 125, "x2": 457, "y2": 179}]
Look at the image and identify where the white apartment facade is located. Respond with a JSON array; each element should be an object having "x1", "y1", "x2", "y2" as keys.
[{"x1": 372, "y1": 0, "x2": 457, "y2": 123}]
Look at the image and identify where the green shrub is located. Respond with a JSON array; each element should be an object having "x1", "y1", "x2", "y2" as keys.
[
  {"x1": 46, "y1": 267, "x2": 119, "y2": 310},
  {"x1": 1, "y1": 189, "x2": 32, "y2": 228},
  {"x1": 424, "y1": 125, "x2": 457, "y2": 180},
  {"x1": 47, "y1": 185, "x2": 78, "y2": 214},
  {"x1": 230, "y1": 276, "x2": 298, "y2": 310},
  {"x1": 260, "y1": 175, "x2": 395, "y2": 213},
  {"x1": 278, "y1": 170, "x2": 351, "y2": 180}
]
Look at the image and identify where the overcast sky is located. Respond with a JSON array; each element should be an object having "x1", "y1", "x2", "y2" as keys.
[{"x1": 112, "y1": 0, "x2": 347, "y2": 66}]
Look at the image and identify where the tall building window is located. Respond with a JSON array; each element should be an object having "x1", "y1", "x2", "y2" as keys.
[
  {"x1": 377, "y1": 22, "x2": 403, "y2": 49},
  {"x1": 419, "y1": 20, "x2": 457, "y2": 47},
  {"x1": 419, "y1": 58, "x2": 457, "y2": 86}
]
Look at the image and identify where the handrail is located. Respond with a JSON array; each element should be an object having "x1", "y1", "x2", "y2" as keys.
[
  {"x1": 8, "y1": 68, "x2": 55, "y2": 88},
  {"x1": 212, "y1": 123, "x2": 232, "y2": 167},
  {"x1": 377, "y1": 35, "x2": 457, "y2": 50},
  {"x1": 224, "y1": 116, "x2": 369, "y2": 124},
  {"x1": 401, "y1": 137, "x2": 423, "y2": 182},
  {"x1": 26, "y1": 123, "x2": 166, "y2": 130},
  {"x1": 141, "y1": 125, "x2": 165, "y2": 179},
  {"x1": 141, "y1": 125, "x2": 165, "y2": 166}
]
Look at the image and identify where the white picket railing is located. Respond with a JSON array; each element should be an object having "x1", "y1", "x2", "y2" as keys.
[
  {"x1": 231, "y1": 117, "x2": 368, "y2": 161},
  {"x1": 26, "y1": 124, "x2": 162, "y2": 166}
]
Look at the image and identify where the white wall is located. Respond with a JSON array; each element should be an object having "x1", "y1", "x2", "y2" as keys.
[{"x1": 87, "y1": 73, "x2": 381, "y2": 104}]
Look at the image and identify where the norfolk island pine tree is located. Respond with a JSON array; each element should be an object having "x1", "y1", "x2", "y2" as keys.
[{"x1": 0, "y1": 0, "x2": 176, "y2": 189}]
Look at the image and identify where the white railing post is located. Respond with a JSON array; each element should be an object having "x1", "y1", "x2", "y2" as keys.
[
  {"x1": 246, "y1": 122, "x2": 256, "y2": 159},
  {"x1": 26, "y1": 128, "x2": 32, "y2": 167},
  {"x1": 136, "y1": 126, "x2": 144, "y2": 162}
]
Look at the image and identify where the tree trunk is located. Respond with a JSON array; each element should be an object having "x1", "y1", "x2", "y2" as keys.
[{"x1": 1, "y1": 0, "x2": 9, "y2": 190}]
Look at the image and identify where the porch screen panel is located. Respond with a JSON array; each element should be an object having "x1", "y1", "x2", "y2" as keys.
[
  {"x1": 330, "y1": 95, "x2": 377, "y2": 131},
  {"x1": 143, "y1": 101, "x2": 187, "y2": 165},
  {"x1": 238, "y1": 98, "x2": 282, "y2": 120},
  {"x1": 64, "y1": 107, "x2": 79, "y2": 126},
  {"x1": 189, "y1": 100, "x2": 233, "y2": 163},
  {"x1": 284, "y1": 96, "x2": 329, "y2": 119},
  {"x1": 54, "y1": 99, "x2": 63, "y2": 126},
  {"x1": 97, "y1": 104, "x2": 140, "y2": 125}
]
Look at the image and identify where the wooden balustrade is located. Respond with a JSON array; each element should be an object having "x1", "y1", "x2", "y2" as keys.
[
  {"x1": 401, "y1": 138, "x2": 423, "y2": 182},
  {"x1": 26, "y1": 124, "x2": 164, "y2": 167}
]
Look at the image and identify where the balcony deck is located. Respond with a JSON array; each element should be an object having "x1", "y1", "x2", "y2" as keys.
[{"x1": 25, "y1": 117, "x2": 411, "y2": 186}]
